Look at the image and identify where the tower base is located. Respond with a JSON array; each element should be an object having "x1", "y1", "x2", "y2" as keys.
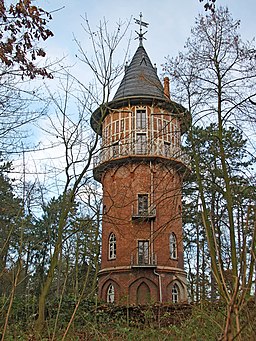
[{"x1": 98, "y1": 266, "x2": 188, "y2": 305}]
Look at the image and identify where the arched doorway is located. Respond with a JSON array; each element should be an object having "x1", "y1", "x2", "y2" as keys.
[{"x1": 137, "y1": 282, "x2": 150, "y2": 305}]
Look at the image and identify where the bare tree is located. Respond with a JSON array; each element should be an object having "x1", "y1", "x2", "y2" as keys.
[
  {"x1": 34, "y1": 17, "x2": 130, "y2": 333},
  {"x1": 0, "y1": 0, "x2": 55, "y2": 154},
  {"x1": 164, "y1": 7, "x2": 256, "y2": 340}
]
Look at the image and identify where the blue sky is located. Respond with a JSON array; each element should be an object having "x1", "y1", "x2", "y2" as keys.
[
  {"x1": 12, "y1": 0, "x2": 256, "y2": 195},
  {"x1": 43, "y1": 0, "x2": 256, "y2": 77}
]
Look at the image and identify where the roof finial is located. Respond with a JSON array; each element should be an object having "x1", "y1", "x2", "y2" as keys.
[{"x1": 134, "y1": 12, "x2": 149, "y2": 46}]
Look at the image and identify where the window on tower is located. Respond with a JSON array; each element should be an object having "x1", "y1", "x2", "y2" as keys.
[
  {"x1": 107, "y1": 284, "x2": 115, "y2": 303},
  {"x1": 163, "y1": 120, "x2": 169, "y2": 136},
  {"x1": 138, "y1": 240, "x2": 149, "y2": 265},
  {"x1": 164, "y1": 142, "x2": 170, "y2": 157},
  {"x1": 172, "y1": 283, "x2": 179, "y2": 303},
  {"x1": 108, "y1": 233, "x2": 116, "y2": 260},
  {"x1": 136, "y1": 133, "x2": 147, "y2": 154},
  {"x1": 138, "y1": 194, "x2": 149, "y2": 215},
  {"x1": 120, "y1": 118, "x2": 124, "y2": 131},
  {"x1": 136, "y1": 109, "x2": 147, "y2": 130},
  {"x1": 158, "y1": 118, "x2": 162, "y2": 134},
  {"x1": 170, "y1": 233, "x2": 177, "y2": 259},
  {"x1": 115, "y1": 120, "x2": 119, "y2": 133}
]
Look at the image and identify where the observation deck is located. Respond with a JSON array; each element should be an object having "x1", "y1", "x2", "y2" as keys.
[{"x1": 93, "y1": 140, "x2": 190, "y2": 182}]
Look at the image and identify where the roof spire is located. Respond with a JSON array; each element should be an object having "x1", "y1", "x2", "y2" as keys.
[{"x1": 134, "y1": 12, "x2": 149, "y2": 46}]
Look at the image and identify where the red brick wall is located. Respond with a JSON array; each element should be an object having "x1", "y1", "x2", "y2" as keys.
[
  {"x1": 98, "y1": 160, "x2": 187, "y2": 304},
  {"x1": 96, "y1": 103, "x2": 188, "y2": 304}
]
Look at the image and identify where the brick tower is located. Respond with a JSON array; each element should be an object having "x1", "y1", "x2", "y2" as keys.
[{"x1": 91, "y1": 17, "x2": 189, "y2": 305}]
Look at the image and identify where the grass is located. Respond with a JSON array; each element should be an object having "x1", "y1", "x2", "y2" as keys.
[{"x1": 1, "y1": 299, "x2": 255, "y2": 340}]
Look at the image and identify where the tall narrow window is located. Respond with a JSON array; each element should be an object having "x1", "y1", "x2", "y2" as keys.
[
  {"x1": 138, "y1": 240, "x2": 149, "y2": 265},
  {"x1": 136, "y1": 109, "x2": 146, "y2": 129},
  {"x1": 115, "y1": 120, "x2": 119, "y2": 133},
  {"x1": 164, "y1": 120, "x2": 171, "y2": 142},
  {"x1": 120, "y1": 119, "x2": 124, "y2": 131},
  {"x1": 163, "y1": 120, "x2": 168, "y2": 135},
  {"x1": 170, "y1": 233, "x2": 177, "y2": 259},
  {"x1": 107, "y1": 284, "x2": 115, "y2": 303},
  {"x1": 109, "y1": 233, "x2": 116, "y2": 260},
  {"x1": 164, "y1": 142, "x2": 170, "y2": 157},
  {"x1": 136, "y1": 133, "x2": 147, "y2": 154},
  {"x1": 158, "y1": 118, "x2": 162, "y2": 135},
  {"x1": 138, "y1": 194, "x2": 149, "y2": 215},
  {"x1": 172, "y1": 284, "x2": 179, "y2": 303}
]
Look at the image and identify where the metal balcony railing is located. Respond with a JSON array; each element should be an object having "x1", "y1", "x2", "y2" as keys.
[
  {"x1": 131, "y1": 253, "x2": 157, "y2": 267},
  {"x1": 132, "y1": 206, "x2": 156, "y2": 220}
]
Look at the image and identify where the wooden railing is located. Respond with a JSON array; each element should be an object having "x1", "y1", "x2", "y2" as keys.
[{"x1": 93, "y1": 141, "x2": 190, "y2": 168}]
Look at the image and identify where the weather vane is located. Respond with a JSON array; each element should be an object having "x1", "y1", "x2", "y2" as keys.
[{"x1": 134, "y1": 12, "x2": 149, "y2": 46}]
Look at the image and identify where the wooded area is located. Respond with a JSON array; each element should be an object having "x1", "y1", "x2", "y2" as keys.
[{"x1": 0, "y1": 1, "x2": 255, "y2": 340}]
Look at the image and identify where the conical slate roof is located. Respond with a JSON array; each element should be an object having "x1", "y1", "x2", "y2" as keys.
[
  {"x1": 90, "y1": 43, "x2": 187, "y2": 134},
  {"x1": 113, "y1": 45, "x2": 166, "y2": 101}
]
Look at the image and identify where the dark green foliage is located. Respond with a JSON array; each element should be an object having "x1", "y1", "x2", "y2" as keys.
[
  {"x1": 0, "y1": 162, "x2": 24, "y2": 295},
  {"x1": 0, "y1": 166, "x2": 101, "y2": 335},
  {"x1": 1, "y1": 300, "x2": 255, "y2": 340},
  {"x1": 183, "y1": 124, "x2": 256, "y2": 301}
]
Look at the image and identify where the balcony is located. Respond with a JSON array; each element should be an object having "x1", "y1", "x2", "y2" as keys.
[
  {"x1": 132, "y1": 206, "x2": 156, "y2": 221},
  {"x1": 93, "y1": 141, "x2": 190, "y2": 169},
  {"x1": 131, "y1": 253, "x2": 157, "y2": 268}
]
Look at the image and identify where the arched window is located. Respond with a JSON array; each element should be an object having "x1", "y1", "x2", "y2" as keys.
[
  {"x1": 108, "y1": 233, "x2": 116, "y2": 260},
  {"x1": 172, "y1": 284, "x2": 179, "y2": 303},
  {"x1": 107, "y1": 284, "x2": 115, "y2": 303},
  {"x1": 170, "y1": 233, "x2": 177, "y2": 259}
]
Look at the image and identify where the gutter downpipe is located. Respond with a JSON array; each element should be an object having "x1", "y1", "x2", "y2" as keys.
[
  {"x1": 154, "y1": 269, "x2": 162, "y2": 303},
  {"x1": 150, "y1": 160, "x2": 154, "y2": 256}
]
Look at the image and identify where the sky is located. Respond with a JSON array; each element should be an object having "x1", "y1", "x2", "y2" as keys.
[
  {"x1": 42, "y1": 0, "x2": 256, "y2": 80},
  {"x1": 11, "y1": 0, "x2": 256, "y2": 200}
]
